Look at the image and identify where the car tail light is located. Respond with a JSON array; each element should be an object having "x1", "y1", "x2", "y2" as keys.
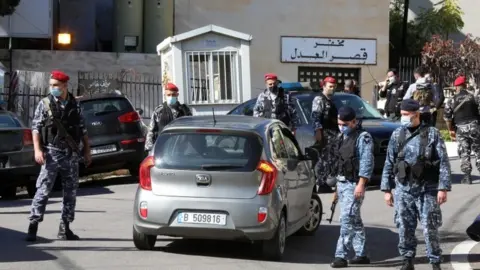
[
  {"x1": 118, "y1": 111, "x2": 140, "y2": 123},
  {"x1": 139, "y1": 156, "x2": 154, "y2": 190},
  {"x1": 139, "y1": 201, "x2": 148, "y2": 218},
  {"x1": 23, "y1": 129, "x2": 33, "y2": 146},
  {"x1": 196, "y1": 129, "x2": 222, "y2": 133},
  {"x1": 121, "y1": 138, "x2": 145, "y2": 144},
  {"x1": 258, "y1": 207, "x2": 268, "y2": 223},
  {"x1": 257, "y1": 160, "x2": 278, "y2": 195}
]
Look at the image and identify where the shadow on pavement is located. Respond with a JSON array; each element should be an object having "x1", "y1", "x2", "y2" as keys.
[
  {"x1": 156, "y1": 224, "x2": 399, "y2": 264},
  {"x1": 0, "y1": 227, "x2": 56, "y2": 263},
  {"x1": 0, "y1": 209, "x2": 106, "y2": 215},
  {"x1": 451, "y1": 173, "x2": 480, "y2": 185}
]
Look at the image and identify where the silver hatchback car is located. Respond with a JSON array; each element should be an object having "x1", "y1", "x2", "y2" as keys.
[{"x1": 132, "y1": 115, "x2": 322, "y2": 260}]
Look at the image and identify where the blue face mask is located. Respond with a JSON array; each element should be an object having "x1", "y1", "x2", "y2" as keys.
[
  {"x1": 400, "y1": 115, "x2": 413, "y2": 127},
  {"x1": 166, "y1": 96, "x2": 177, "y2": 105},
  {"x1": 339, "y1": 125, "x2": 352, "y2": 134},
  {"x1": 50, "y1": 87, "x2": 62, "y2": 97}
]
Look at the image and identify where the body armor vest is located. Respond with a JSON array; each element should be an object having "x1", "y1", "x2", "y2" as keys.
[
  {"x1": 41, "y1": 93, "x2": 81, "y2": 148},
  {"x1": 319, "y1": 93, "x2": 338, "y2": 131},
  {"x1": 159, "y1": 102, "x2": 189, "y2": 126},
  {"x1": 337, "y1": 129, "x2": 364, "y2": 181},
  {"x1": 453, "y1": 90, "x2": 479, "y2": 125},
  {"x1": 262, "y1": 88, "x2": 291, "y2": 126}
]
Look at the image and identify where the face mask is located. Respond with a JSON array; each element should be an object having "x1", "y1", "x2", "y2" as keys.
[
  {"x1": 339, "y1": 124, "x2": 354, "y2": 134},
  {"x1": 50, "y1": 87, "x2": 62, "y2": 97},
  {"x1": 387, "y1": 76, "x2": 396, "y2": 85},
  {"x1": 325, "y1": 89, "x2": 335, "y2": 96},
  {"x1": 268, "y1": 86, "x2": 278, "y2": 94},
  {"x1": 400, "y1": 115, "x2": 413, "y2": 127},
  {"x1": 166, "y1": 96, "x2": 177, "y2": 105}
]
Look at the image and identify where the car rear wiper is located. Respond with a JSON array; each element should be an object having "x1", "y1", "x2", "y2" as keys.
[
  {"x1": 94, "y1": 110, "x2": 118, "y2": 116},
  {"x1": 201, "y1": 164, "x2": 244, "y2": 170}
]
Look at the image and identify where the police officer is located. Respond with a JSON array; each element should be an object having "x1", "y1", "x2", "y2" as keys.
[
  {"x1": 145, "y1": 82, "x2": 192, "y2": 151},
  {"x1": 343, "y1": 79, "x2": 360, "y2": 96},
  {"x1": 379, "y1": 68, "x2": 405, "y2": 120},
  {"x1": 26, "y1": 70, "x2": 92, "y2": 242},
  {"x1": 253, "y1": 73, "x2": 298, "y2": 131},
  {"x1": 330, "y1": 106, "x2": 374, "y2": 268},
  {"x1": 443, "y1": 76, "x2": 480, "y2": 184},
  {"x1": 381, "y1": 99, "x2": 451, "y2": 270},
  {"x1": 311, "y1": 76, "x2": 339, "y2": 193}
]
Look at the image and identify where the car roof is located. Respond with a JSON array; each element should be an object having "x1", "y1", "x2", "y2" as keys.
[
  {"x1": 75, "y1": 91, "x2": 127, "y2": 102},
  {"x1": 163, "y1": 115, "x2": 281, "y2": 134}
]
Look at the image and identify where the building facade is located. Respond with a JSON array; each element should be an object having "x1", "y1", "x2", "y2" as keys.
[{"x1": 173, "y1": 0, "x2": 390, "y2": 105}]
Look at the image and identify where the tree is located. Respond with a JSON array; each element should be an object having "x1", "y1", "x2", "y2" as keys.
[
  {"x1": 415, "y1": 0, "x2": 464, "y2": 39},
  {"x1": 421, "y1": 34, "x2": 480, "y2": 86},
  {"x1": 0, "y1": 0, "x2": 20, "y2": 17}
]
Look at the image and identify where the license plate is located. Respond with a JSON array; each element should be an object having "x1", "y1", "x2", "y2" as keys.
[
  {"x1": 177, "y1": 212, "x2": 227, "y2": 226},
  {"x1": 91, "y1": 144, "x2": 117, "y2": 155}
]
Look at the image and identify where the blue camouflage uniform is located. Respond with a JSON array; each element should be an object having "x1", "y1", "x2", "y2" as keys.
[
  {"x1": 253, "y1": 88, "x2": 298, "y2": 130},
  {"x1": 29, "y1": 94, "x2": 87, "y2": 224},
  {"x1": 381, "y1": 125, "x2": 451, "y2": 265},
  {"x1": 334, "y1": 130, "x2": 374, "y2": 259}
]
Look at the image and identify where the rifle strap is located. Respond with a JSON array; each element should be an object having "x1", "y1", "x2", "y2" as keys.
[
  {"x1": 453, "y1": 98, "x2": 469, "y2": 114},
  {"x1": 42, "y1": 97, "x2": 54, "y2": 118},
  {"x1": 396, "y1": 127, "x2": 429, "y2": 160}
]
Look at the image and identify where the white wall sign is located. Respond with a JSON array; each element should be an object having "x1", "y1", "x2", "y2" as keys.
[{"x1": 281, "y1": 36, "x2": 377, "y2": 65}]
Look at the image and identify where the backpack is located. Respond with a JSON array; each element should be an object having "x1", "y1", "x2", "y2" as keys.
[{"x1": 413, "y1": 83, "x2": 434, "y2": 107}]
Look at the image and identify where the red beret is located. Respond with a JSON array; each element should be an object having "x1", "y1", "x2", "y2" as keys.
[
  {"x1": 454, "y1": 76, "x2": 466, "y2": 86},
  {"x1": 264, "y1": 73, "x2": 278, "y2": 81},
  {"x1": 165, "y1": 82, "x2": 178, "y2": 92},
  {"x1": 50, "y1": 70, "x2": 69, "y2": 82},
  {"x1": 324, "y1": 77, "x2": 336, "y2": 84}
]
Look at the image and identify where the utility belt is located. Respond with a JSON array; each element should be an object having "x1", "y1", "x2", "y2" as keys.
[
  {"x1": 44, "y1": 145, "x2": 78, "y2": 158},
  {"x1": 339, "y1": 158, "x2": 359, "y2": 181},
  {"x1": 395, "y1": 157, "x2": 440, "y2": 185}
]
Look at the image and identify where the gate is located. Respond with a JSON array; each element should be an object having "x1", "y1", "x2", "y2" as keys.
[{"x1": 78, "y1": 71, "x2": 162, "y2": 119}]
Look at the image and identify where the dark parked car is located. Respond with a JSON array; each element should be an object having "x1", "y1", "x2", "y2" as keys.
[
  {"x1": 0, "y1": 110, "x2": 40, "y2": 199},
  {"x1": 76, "y1": 92, "x2": 146, "y2": 177},
  {"x1": 227, "y1": 82, "x2": 401, "y2": 184}
]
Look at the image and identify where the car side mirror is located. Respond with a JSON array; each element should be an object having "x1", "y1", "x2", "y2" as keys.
[
  {"x1": 303, "y1": 147, "x2": 319, "y2": 160},
  {"x1": 377, "y1": 108, "x2": 385, "y2": 115},
  {"x1": 136, "y1": 108, "x2": 144, "y2": 115}
]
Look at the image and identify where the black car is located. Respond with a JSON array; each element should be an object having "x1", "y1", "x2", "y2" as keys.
[
  {"x1": 76, "y1": 92, "x2": 146, "y2": 177},
  {"x1": 227, "y1": 90, "x2": 401, "y2": 184},
  {"x1": 0, "y1": 110, "x2": 40, "y2": 199}
]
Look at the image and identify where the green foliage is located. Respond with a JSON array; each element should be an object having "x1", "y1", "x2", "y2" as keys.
[
  {"x1": 0, "y1": 0, "x2": 20, "y2": 17},
  {"x1": 439, "y1": 129, "x2": 452, "y2": 142},
  {"x1": 389, "y1": 0, "x2": 465, "y2": 57}
]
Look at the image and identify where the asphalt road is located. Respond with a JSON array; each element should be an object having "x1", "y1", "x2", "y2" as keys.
[{"x1": 0, "y1": 159, "x2": 479, "y2": 270}]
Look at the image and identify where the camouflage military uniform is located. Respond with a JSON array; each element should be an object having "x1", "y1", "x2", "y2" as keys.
[
  {"x1": 311, "y1": 94, "x2": 339, "y2": 188},
  {"x1": 381, "y1": 125, "x2": 451, "y2": 266},
  {"x1": 253, "y1": 88, "x2": 298, "y2": 130},
  {"x1": 29, "y1": 94, "x2": 87, "y2": 240},
  {"x1": 443, "y1": 90, "x2": 480, "y2": 181},
  {"x1": 334, "y1": 130, "x2": 374, "y2": 261},
  {"x1": 145, "y1": 102, "x2": 192, "y2": 151}
]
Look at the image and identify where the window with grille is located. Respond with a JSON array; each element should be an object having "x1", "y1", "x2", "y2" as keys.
[
  {"x1": 298, "y1": 66, "x2": 360, "y2": 90},
  {"x1": 185, "y1": 51, "x2": 239, "y2": 104}
]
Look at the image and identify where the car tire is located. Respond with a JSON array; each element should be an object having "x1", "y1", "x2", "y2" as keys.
[
  {"x1": 132, "y1": 226, "x2": 156, "y2": 250},
  {"x1": 260, "y1": 211, "x2": 286, "y2": 261},
  {"x1": 0, "y1": 186, "x2": 17, "y2": 200},
  {"x1": 296, "y1": 194, "x2": 323, "y2": 236}
]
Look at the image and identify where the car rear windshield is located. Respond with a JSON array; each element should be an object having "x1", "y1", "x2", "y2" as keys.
[
  {"x1": 0, "y1": 114, "x2": 21, "y2": 128},
  {"x1": 80, "y1": 98, "x2": 133, "y2": 115},
  {"x1": 154, "y1": 132, "x2": 262, "y2": 171}
]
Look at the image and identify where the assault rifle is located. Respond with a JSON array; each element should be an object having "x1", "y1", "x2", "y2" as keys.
[{"x1": 326, "y1": 191, "x2": 338, "y2": 224}]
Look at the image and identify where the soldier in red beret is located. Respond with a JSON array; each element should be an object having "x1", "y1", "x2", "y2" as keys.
[
  {"x1": 311, "y1": 76, "x2": 340, "y2": 193},
  {"x1": 443, "y1": 75, "x2": 480, "y2": 184},
  {"x1": 252, "y1": 73, "x2": 299, "y2": 131},
  {"x1": 26, "y1": 70, "x2": 92, "y2": 242},
  {"x1": 145, "y1": 82, "x2": 192, "y2": 151}
]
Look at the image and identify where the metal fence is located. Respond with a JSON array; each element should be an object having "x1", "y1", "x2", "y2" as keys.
[
  {"x1": 398, "y1": 56, "x2": 421, "y2": 84},
  {"x1": 1, "y1": 70, "x2": 163, "y2": 126},
  {"x1": 78, "y1": 71, "x2": 163, "y2": 119}
]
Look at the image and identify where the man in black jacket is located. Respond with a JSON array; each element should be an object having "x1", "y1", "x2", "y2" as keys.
[
  {"x1": 425, "y1": 73, "x2": 445, "y2": 127},
  {"x1": 379, "y1": 68, "x2": 405, "y2": 119}
]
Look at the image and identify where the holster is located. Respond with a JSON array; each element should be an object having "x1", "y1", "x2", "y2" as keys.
[{"x1": 395, "y1": 160, "x2": 409, "y2": 184}]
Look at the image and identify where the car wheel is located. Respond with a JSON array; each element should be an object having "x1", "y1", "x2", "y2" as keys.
[
  {"x1": 132, "y1": 226, "x2": 156, "y2": 250},
  {"x1": 26, "y1": 183, "x2": 37, "y2": 199},
  {"x1": 260, "y1": 211, "x2": 286, "y2": 261},
  {"x1": 0, "y1": 186, "x2": 17, "y2": 200},
  {"x1": 297, "y1": 194, "x2": 323, "y2": 236}
]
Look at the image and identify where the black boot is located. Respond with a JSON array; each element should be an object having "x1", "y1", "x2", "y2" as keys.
[
  {"x1": 431, "y1": 263, "x2": 441, "y2": 270},
  {"x1": 25, "y1": 222, "x2": 38, "y2": 242},
  {"x1": 330, "y1": 257, "x2": 348, "y2": 268},
  {"x1": 349, "y1": 256, "x2": 370, "y2": 264},
  {"x1": 57, "y1": 220, "x2": 80, "y2": 240},
  {"x1": 461, "y1": 175, "x2": 472, "y2": 184},
  {"x1": 400, "y1": 258, "x2": 414, "y2": 270}
]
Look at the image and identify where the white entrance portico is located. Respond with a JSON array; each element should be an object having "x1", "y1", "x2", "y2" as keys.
[{"x1": 157, "y1": 24, "x2": 253, "y2": 115}]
